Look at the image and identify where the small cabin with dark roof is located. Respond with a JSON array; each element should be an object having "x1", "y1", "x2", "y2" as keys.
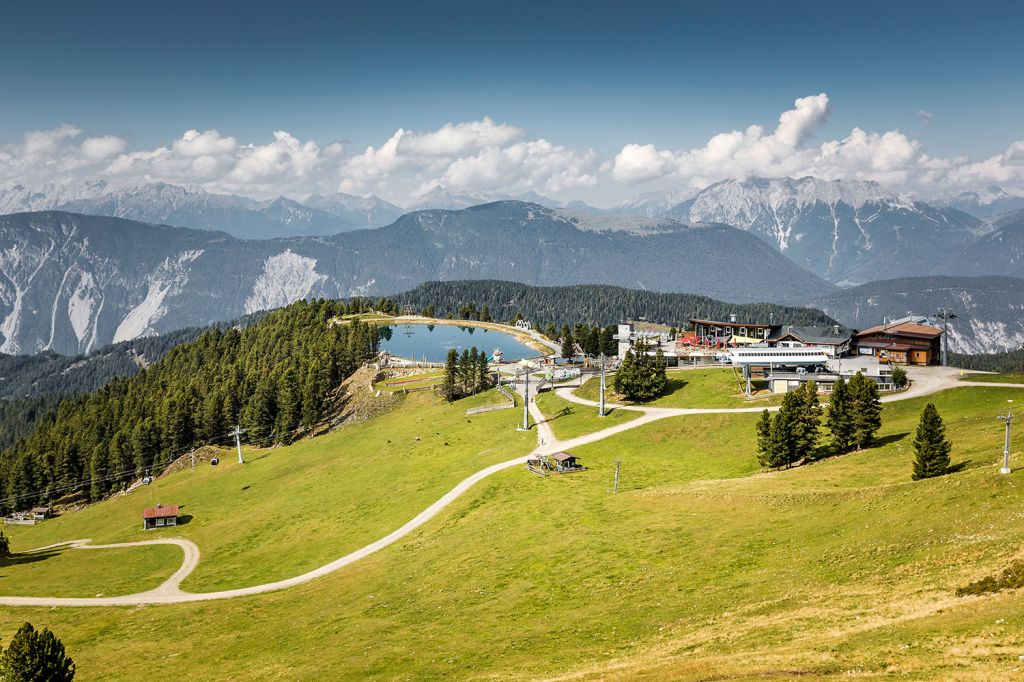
[
  {"x1": 142, "y1": 504, "x2": 180, "y2": 531},
  {"x1": 29, "y1": 506, "x2": 51, "y2": 521},
  {"x1": 551, "y1": 452, "x2": 584, "y2": 472}
]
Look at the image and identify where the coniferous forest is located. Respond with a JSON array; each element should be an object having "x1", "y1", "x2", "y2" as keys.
[
  {"x1": 393, "y1": 280, "x2": 837, "y2": 329},
  {"x1": 0, "y1": 300, "x2": 379, "y2": 513}
]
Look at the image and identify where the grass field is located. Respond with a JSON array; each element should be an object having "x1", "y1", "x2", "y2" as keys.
[
  {"x1": 1, "y1": 389, "x2": 534, "y2": 593},
  {"x1": 534, "y1": 389, "x2": 641, "y2": 440},
  {"x1": 961, "y1": 372, "x2": 1024, "y2": 384},
  {"x1": 1, "y1": 384, "x2": 1023, "y2": 679},
  {"x1": 0, "y1": 544, "x2": 180, "y2": 598},
  {"x1": 576, "y1": 366, "x2": 781, "y2": 408},
  {"x1": 374, "y1": 371, "x2": 444, "y2": 392}
]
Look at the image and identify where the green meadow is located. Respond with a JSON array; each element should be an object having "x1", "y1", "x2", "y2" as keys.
[{"x1": 0, "y1": 384, "x2": 1022, "y2": 679}]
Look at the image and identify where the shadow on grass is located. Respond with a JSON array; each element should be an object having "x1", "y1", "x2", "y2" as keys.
[
  {"x1": 176, "y1": 514, "x2": 194, "y2": 526},
  {"x1": 0, "y1": 546, "x2": 62, "y2": 569},
  {"x1": 875, "y1": 432, "x2": 911, "y2": 447},
  {"x1": 947, "y1": 460, "x2": 971, "y2": 474}
]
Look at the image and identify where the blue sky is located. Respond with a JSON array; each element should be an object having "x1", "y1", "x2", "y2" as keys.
[{"x1": 2, "y1": 0, "x2": 1023, "y2": 204}]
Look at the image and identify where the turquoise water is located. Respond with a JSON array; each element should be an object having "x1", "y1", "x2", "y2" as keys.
[{"x1": 379, "y1": 324, "x2": 539, "y2": 363}]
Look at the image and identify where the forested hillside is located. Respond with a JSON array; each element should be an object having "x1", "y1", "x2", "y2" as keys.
[
  {"x1": 0, "y1": 300, "x2": 379, "y2": 513},
  {"x1": 0, "y1": 323, "x2": 254, "y2": 452},
  {"x1": 951, "y1": 349, "x2": 1024, "y2": 373},
  {"x1": 394, "y1": 280, "x2": 836, "y2": 328}
]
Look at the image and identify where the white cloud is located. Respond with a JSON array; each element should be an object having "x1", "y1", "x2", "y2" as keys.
[
  {"x1": 609, "y1": 93, "x2": 1024, "y2": 198},
  {"x1": 80, "y1": 135, "x2": 127, "y2": 160},
  {"x1": 3, "y1": 97, "x2": 1024, "y2": 206}
]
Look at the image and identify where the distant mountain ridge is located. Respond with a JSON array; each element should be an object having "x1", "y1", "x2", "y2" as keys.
[
  {"x1": 0, "y1": 181, "x2": 405, "y2": 239},
  {"x1": 0, "y1": 204, "x2": 833, "y2": 355},
  {"x1": 932, "y1": 186, "x2": 1024, "y2": 218},
  {"x1": 659, "y1": 177, "x2": 983, "y2": 285}
]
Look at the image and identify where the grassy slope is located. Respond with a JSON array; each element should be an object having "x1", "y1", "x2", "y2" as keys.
[
  {"x1": 961, "y1": 372, "x2": 1024, "y2": 384},
  {"x1": 0, "y1": 544, "x2": 180, "y2": 598},
  {"x1": 534, "y1": 390, "x2": 640, "y2": 440},
  {"x1": 576, "y1": 367, "x2": 782, "y2": 408},
  {"x1": 1, "y1": 386, "x2": 1023, "y2": 679},
  {"x1": 2, "y1": 389, "x2": 534, "y2": 593}
]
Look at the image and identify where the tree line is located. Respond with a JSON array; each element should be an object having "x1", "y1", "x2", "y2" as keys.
[
  {"x1": 390, "y1": 280, "x2": 837, "y2": 330},
  {"x1": 0, "y1": 300, "x2": 379, "y2": 513},
  {"x1": 951, "y1": 348, "x2": 1024, "y2": 374}
]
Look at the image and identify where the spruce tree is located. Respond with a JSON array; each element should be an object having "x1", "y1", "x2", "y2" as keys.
[
  {"x1": 755, "y1": 409, "x2": 776, "y2": 467},
  {"x1": 561, "y1": 330, "x2": 575, "y2": 361},
  {"x1": 912, "y1": 403, "x2": 952, "y2": 480},
  {"x1": 791, "y1": 381, "x2": 822, "y2": 460},
  {"x1": 827, "y1": 375, "x2": 854, "y2": 453},
  {"x1": 0, "y1": 622, "x2": 75, "y2": 682},
  {"x1": 441, "y1": 348, "x2": 458, "y2": 402},
  {"x1": 476, "y1": 350, "x2": 490, "y2": 393},
  {"x1": 849, "y1": 372, "x2": 882, "y2": 449}
]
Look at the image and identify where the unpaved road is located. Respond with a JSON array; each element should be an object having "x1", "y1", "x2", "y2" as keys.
[{"x1": 2, "y1": 365, "x2": 1019, "y2": 607}]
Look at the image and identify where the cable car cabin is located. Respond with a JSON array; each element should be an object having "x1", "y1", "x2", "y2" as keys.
[{"x1": 142, "y1": 504, "x2": 180, "y2": 531}]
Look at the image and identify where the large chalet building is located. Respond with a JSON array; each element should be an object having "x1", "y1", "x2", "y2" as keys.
[{"x1": 850, "y1": 318, "x2": 943, "y2": 365}]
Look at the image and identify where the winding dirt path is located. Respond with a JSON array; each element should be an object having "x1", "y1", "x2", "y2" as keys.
[{"x1": 2, "y1": 366, "x2": 1018, "y2": 607}]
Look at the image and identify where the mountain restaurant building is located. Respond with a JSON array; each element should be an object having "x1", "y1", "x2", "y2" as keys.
[
  {"x1": 689, "y1": 316, "x2": 773, "y2": 346},
  {"x1": 851, "y1": 320, "x2": 942, "y2": 365}
]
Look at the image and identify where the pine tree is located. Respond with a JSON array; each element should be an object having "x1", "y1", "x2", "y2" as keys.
[
  {"x1": 441, "y1": 348, "x2": 458, "y2": 402},
  {"x1": 459, "y1": 349, "x2": 474, "y2": 394},
  {"x1": 561, "y1": 330, "x2": 575, "y2": 361},
  {"x1": 827, "y1": 375, "x2": 854, "y2": 453},
  {"x1": 791, "y1": 381, "x2": 822, "y2": 460},
  {"x1": 0, "y1": 622, "x2": 75, "y2": 682},
  {"x1": 275, "y1": 368, "x2": 301, "y2": 444},
  {"x1": 612, "y1": 344, "x2": 668, "y2": 402},
  {"x1": 755, "y1": 409, "x2": 776, "y2": 467},
  {"x1": 912, "y1": 403, "x2": 952, "y2": 480},
  {"x1": 0, "y1": 530, "x2": 9, "y2": 557},
  {"x1": 849, "y1": 372, "x2": 882, "y2": 449},
  {"x1": 476, "y1": 349, "x2": 490, "y2": 393}
]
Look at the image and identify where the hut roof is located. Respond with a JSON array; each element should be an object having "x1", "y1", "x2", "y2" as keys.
[
  {"x1": 552, "y1": 452, "x2": 576, "y2": 462},
  {"x1": 143, "y1": 505, "x2": 180, "y2": 519}
]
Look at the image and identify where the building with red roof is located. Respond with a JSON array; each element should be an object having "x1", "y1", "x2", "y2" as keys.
[{"x1": 142, "y1": 504, "x2": 180, "y2": 531}]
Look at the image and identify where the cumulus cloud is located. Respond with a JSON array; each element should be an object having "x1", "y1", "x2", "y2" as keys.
[
  {"x1": 2, "y1": 98, "x2": 1024, "y2": 205},
  {"x1": 80, "y1": 135, "x2": 127, "y2": 160},
  {"x1": 609, "y1": 93, "x2": 1024, "y2": 198}
]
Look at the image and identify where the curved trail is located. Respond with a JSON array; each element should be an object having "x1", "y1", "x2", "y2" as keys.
[{"x1": 2, "y1": 366, "x2": 1018, "y2": 607}]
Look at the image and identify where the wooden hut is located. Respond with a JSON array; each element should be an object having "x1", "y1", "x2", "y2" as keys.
[{"x1": 142, "y1": 504, "x2": 180, "y2": 530}]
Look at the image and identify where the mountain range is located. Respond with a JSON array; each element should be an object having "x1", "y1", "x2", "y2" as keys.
[
  {"x1": 0, "y1": 204, "x2": 831, "y2": 356},
  {"x1": 1, "y1": 175, "x2": 1022, "y2": 357},
  {"x1": 0, "y1": 181, "x2": 405, "y2": 239},
  {"x1": 932, "y1": 186, "x2": 1024, "y2": 218}
]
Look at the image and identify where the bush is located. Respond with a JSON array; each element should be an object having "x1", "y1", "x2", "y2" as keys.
[
  {"x1": 891, "y1": 366, "x2": 908, "y2": 389},
  {"x1": 956, "y1": 560, "x2": 1024, "y2": 596},
  {"x1": 0, "y1": 530, "x2": 8, "y2": 557},
  {"x1": 613, "y1": 345, "x2": 668, "y2": 402}
]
